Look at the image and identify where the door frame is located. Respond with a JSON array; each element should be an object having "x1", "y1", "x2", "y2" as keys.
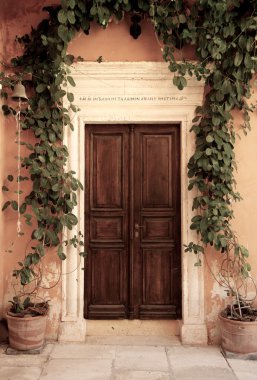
[{"x1": 59, "y1": 62, "x2": 208, "y2": 345}]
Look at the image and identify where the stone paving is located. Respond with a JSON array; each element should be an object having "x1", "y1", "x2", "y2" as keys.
[{"x1": 0, "y1": 336, "x2": 257, "y2": 380}]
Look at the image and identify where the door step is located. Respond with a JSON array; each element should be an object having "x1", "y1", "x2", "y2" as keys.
[{"x1": 86, "y1": 319, "x2": 180, "y2": 337}]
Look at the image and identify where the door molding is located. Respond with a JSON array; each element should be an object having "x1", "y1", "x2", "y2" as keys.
[{"x1": 58, "y1": 62, "x2": 208, "y2": 345}]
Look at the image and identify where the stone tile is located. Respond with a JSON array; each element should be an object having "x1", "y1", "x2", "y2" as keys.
[
  {"x1": 234, "y1": 372, "x2": 257, "y2": 380},
  {"x1": 51, "y1": 343, "x2": 115, "y2": 359},
  {"x1": 172, "y1": 366, "x2": 236, "y2": 380},
  {"x1": 40, "y1": 358, "x2": 112, "y2": 380},
  {"x1": 167, "y1": 346, "x2": 228, "y2": 369},
  {"x1": 0, "y1": 366, "x2": 42, "y2": 380},
  {"x1": 227, "y1": 359, "x2": 257, "y2": 380},
  {"x1": 114, "y1": 346, "x2": 169, "y2": 371},
  {"x1": 227, "y1": 359, "x2": 257, "y2": 371},
  {"x1": 114, "y1": 370, "x2": 170, "y2": 380},
  {"x1": 167, "y1": 346, "x2": 236, "y2": 379},
  {"x1": 86, "y1": 335, "x2": 181, "y2": 346},
  {"x1": 0, "y1": 343, "x2": 53, "y2": 367}
]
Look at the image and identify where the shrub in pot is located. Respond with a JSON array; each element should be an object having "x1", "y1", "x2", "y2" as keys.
[
  {"x1": 215, "y1": 234, "x2": 257, "y2": 356},
  {"x1": 6, "y1": 295, "x2": 49, "y2": 351}
]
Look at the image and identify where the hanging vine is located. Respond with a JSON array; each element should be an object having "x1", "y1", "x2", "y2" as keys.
[{"x1": 1, "y1": 0, "x2": 257, "y2": 292}]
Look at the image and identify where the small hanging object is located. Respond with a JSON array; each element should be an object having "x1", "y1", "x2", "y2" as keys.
[
  {"x1": 130, "y1": 14, "x2": 142, "y2": 39},
  {"x1": 11, "y1": 82, "x2": 28, "y2": 102}
]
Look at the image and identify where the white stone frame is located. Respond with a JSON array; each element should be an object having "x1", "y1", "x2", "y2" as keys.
[{"x1": 59, "y1": 62, "x2": 208, "y2": 344}]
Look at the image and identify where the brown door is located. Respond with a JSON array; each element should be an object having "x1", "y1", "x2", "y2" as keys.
[{"x1": 85, "y1": 124, "x2": 181, "y2": 319}]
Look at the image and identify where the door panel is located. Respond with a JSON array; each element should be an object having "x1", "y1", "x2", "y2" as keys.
[
  {"x1": 85, "y1": 124, "x2": 181, "y2": 319},
  {"x1": 133, "y1": 126, "x2": 181, "y2": 319},
  {"x1": 85, "y1": 126, "x2": 129, "y2": 319}
]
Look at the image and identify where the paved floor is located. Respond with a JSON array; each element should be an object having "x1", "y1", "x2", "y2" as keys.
[{"x1": 0, "y1": 336, "x2": 257, "y2": 380}]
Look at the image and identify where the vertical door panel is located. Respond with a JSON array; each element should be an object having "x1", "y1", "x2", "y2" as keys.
[
  {"x1": 133, "y1": 125, "x2": 181, "y2": 319},
  {"x1": 85, "y1": 126, "x2": 129, "y2": 319}
]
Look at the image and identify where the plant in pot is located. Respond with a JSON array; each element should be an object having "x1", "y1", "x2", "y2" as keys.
[
  {"x1": 4, "y1": 232, "x2": 84, "y2": 352},
  {"x1": 216, "y1": 231, "x2": 257, "y2": 357},
  {"x1": 6, "y1": 256, "x2": 50, "y2": 352}
]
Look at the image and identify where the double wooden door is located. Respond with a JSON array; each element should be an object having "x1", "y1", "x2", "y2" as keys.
[{"x1": 84, "y1": 124, "x2": 181, "y2": 319}]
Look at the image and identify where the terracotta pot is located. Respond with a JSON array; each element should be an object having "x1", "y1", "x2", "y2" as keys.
[
  {"x1": 219, "y1": 314, "x2": 257, "y2": 354},
  {"x1": 6, "y1": 314, "x2": 47, "y2": 351}
]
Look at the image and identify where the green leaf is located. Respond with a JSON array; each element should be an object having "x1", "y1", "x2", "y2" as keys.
[
  {"x1": 58, "y1": 246, "x2": 66, "y2": 260},
  {"x1": 2, "y1": 201, "x2": 11, "y2": 211},
  {"x1": 206, "y1": 135, "x2": 214, "y2": 143},
  {"x1": 19, "y1": 203, "x2": 27, "y2": 214},
  {"x1": 58, "y1": 24, "x2": 69, "y2": 42},
  {"x1": 90, "y1": 5, "x2": 97, "y2": 16},
  {"x1": 166, "y1": 17, "x2": 173, "y2": 29},
  {"x1": 52, "y1": 183, "x2": 60, "y2": 191},
  {"x1": 33, "y1": 228, "x2": 44, "y2": 240},
  {"x1": 49, "y1": 132, "x2": 56, "y2": 143},
  {"x1": 64, "y1": 54, "x2": 74, "y2": 66},
  {"x1": 11, "y1": 201, "x2": 18, "y2": 211},
  {"x1": 58, "y1": 9, "x2": 67, "y2": 24},
  {"x1": 234, "y1": 51, "x2": 243, "y2": 67},
  {"x1": 54, "y1": 89, "x2": 66, "y2": 101},
  {"x1": 244, "y1": 53, "x2": 252, "y2": 69},
  {"x1": 67, "y1": 76, "x2": 76, "y2": 87},
  {"x1": 68, "y1": 0, "x2": 75, "y2": 9},
  {"x1": 67, "y1": 10, "x2": 75, "y2": 24},
  {"x1": 179, "y1": 14, "x2": 186, "y2": 23},
  {"x1": 37, "y1": 244, "x2": 45, "y2": 257},
  {"x1": 205, "y1": 148, "x2": 212, "y2": 156},
  {"x1": 7, "y1": 175, "x2": 14, "y2": 182},
  {"x1": 36, "y1": 84, "x2": 47, "y2": 93},
  {"x1": 67, "y1": 92, "x2": 74, "y2": 102}
]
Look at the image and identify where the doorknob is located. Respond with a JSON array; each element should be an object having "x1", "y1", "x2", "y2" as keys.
[{"x1": 134, "y1": 223, "x2": 143, "y2": 238}]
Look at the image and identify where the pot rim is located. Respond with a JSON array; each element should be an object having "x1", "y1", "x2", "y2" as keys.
[
  {"x1": 219, "y1": 312, "x2": 257, "y2": 325},
  {"x1": 6, "y1": 313, "x2": 47, "y2": 321}
]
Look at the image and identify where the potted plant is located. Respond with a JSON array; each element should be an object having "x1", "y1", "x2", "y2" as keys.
[
  {"x1": 6, "y1": 296, "x2": 49, "y2": 352},
  {"x1": 213, "y1": 231, "x2": 257, "y2": 356},
  {"x1": 5, "y1": 238, "x2": 50, "y2": 351}
]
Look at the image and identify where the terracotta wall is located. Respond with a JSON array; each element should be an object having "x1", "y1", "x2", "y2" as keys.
[
  {"x1": 1, "y1": 0, "x2": 257, "y2": 343},
  {"x1": 0, "y1": 3, "x2": 6, "y2": 317}
]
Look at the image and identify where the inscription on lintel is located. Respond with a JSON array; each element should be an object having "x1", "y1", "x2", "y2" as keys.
[{"x1": 79, "y1": 95, "x2": 187, "y2": 102}]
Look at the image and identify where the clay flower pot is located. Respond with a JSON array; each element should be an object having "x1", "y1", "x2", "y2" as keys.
[
  {"x1": 6, "y1": 314, "x2": 47, "y2": 351},
  {"x1": 219, "y1": 314, "x2": 257, "y2": 354}
]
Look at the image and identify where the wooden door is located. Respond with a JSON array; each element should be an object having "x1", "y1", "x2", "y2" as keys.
[{"x1": 85, "y1": 124, "x2": 181, "y2": 319}]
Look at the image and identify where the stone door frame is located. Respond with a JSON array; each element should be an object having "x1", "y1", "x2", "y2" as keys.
[{"x1": 59, "y1": 62, "x2": 208, "y2": 345}]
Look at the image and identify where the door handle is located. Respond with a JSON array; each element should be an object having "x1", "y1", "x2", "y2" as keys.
[{"x1": 134, "y1": 223, "x2": 143, "y2": 231}]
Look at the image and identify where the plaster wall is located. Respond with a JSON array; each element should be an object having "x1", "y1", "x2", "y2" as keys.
[
  {"x1": 0, "y1": 0, "x2": 257, "y2": 344},
  {"x1": 0, "y1": 3, "x2": 6, "y2": 317}
]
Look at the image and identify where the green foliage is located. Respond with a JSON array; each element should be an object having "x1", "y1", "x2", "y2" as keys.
[{"x1": 1, "y1": 0, "x2": 257, "y2": 291}]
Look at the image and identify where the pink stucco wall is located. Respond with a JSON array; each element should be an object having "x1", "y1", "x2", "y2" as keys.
[{"x1": 1, "y1": 0, "x2": 257, "y2": 343}]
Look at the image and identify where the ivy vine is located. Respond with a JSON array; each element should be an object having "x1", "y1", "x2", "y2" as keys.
[{"x1": 1, "y1": 0, "x2": 257, "y2": 292}]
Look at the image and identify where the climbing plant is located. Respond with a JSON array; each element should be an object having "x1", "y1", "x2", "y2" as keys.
[{"x1": 1, "y1": 0, "x2": 257, "y2": 291}]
